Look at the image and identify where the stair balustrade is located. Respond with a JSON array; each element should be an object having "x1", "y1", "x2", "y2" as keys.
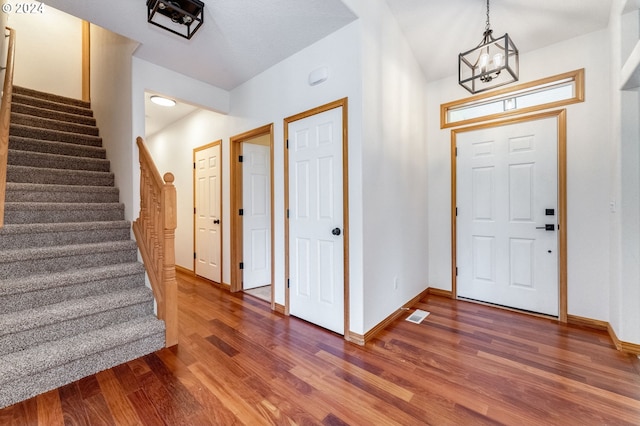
[
  {"x1": 0, "y1": 27, "x2": 16, "y2": 228},
  {"x1": 133, "y1": 136, "x2": 178, "y2": 347}
]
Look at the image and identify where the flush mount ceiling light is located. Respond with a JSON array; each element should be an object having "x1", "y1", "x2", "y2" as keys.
[
  {"x1": 146, "y1": 0, "x2": 204, "y2": 40},
  {"x1": 150, "y1": 95, "x2": 177, "y2": 107},
  {"x1": 458, "y1": 0, "x2": 519, "y2": 94}
]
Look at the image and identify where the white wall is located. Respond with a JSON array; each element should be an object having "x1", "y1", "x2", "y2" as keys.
[
  {"x1": 146, "y1": 109, "x2": 229, "y2": 270},
  {"x1": 343, "y1": 0, "x2": 429, "y2": 332},
  {"x1": 143, "y1": 2, "x2": 429, "y2": 337},
  {"x1": 90, "y1": 24, "x2": 138, "y2": 221},
  {"x1": 131, "y1": 57, "x2": 231, "y2": 253},
  {"x1": 8, "y1": 5, "x2": 82, "y2": 98},
  {"x1": 427, "y1": 30, "x2": 613, "y2": 322},
  {"x1": 229, "y1": 21, "x2": 364, "y2": 331},
  {"x1": 609, "y1": 0, "x2": 640, "y2": 345}
]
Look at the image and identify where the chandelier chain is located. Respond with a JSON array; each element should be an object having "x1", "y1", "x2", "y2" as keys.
[{"x1": 485, "y1": 0, "x2": 491, "y2": 33}]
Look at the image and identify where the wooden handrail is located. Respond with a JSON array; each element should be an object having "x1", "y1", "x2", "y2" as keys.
[
  {"x1": 0, "y1": 27, "x2": 16, "y2": 228},
  {"x1": 132, "y1": 136, "x2": 178, "y2": 347}
]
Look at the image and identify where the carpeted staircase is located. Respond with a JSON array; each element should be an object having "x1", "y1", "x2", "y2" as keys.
[{"x1": 0, "y1": 86, "x2": 165, "y2": 409}]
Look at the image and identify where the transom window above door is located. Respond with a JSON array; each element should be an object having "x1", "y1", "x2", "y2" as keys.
[{"x1": 441, "y1": 69, "x2": 584, "y2": 128}]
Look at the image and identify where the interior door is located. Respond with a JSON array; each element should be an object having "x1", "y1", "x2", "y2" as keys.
[
  {"x1": 288, "y1": 106, "x2": 344, "y2": 334},
  {"x1": 195, "y1": 143, "x2": 221, "y2": 283},
  {"x1": 456, "y1": 116, "x2": 559, "y2": 316},
  {"x1": 242, "y1": 142, "x2": 271, "y2": 290}
]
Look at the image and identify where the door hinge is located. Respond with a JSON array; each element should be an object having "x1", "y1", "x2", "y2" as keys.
[
  {"x1": 286, "y1": 139, "x2": 289, "y2": 149},
  {"x1": 456, "y1": 267, "x2": 458, "y2": 276},
  {"x1": 239, "y1": 155, "x2": 243, "y2": 163},
  {"x1": 239, "y1": 209, "x2": 244, "y2": 216},
  {"x1": 455, "y1": 147, "x2": 458, "y2": 157},
  {"x1": 287, "y1": 279, "x2": 290, "y2": 288},
  {"x1": 286, "y1": 209, "x2": 289, "y2": 219},
  {"x1": 456, "y1": 207, "x2": 458, "y2": 216},
  {"x1": 193, "y1": 162, "x2": 196, "y2": 169},
  {"x1": 239, "y1": 262, "x2": 244, "y2": 270},
  {"x1": 194, "y1": 252, "x2": 196, "y2": 259},
  {"x1": 194, "y1": 207, "x2": 196, "y2": 214}
]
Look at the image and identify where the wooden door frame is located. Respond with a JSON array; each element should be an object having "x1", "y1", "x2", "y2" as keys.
[
  {"x1": 193, "y1": 140, "x2": 223, "y2": 283},
  {"x1": 230, "y1": 124, "x2": 275, "y2": 307},
  {"x1": 284, "y1": 98, "x2": 351, "y2": 340},
  {"x1": 451, "y1": 109, "x2": 568, "y2": 322}
]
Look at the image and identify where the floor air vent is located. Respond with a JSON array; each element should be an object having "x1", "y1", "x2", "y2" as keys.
[{"x1": 405, "y1": 309, "x2": 430, "y2": 324}]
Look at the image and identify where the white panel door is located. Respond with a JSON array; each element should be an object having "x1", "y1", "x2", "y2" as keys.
[
  {"x1": 456, "y1": 117, "x2": 558, "y2": 316},
  {"x1": 195, "y1": 144, "x2": 221, "y2": 283},
  {"x1": 242, "y1": 142, "x2": 271, "y2": 290},
  {"x1": 288, "y1": 107, "x2": 344, "y2": 334}
]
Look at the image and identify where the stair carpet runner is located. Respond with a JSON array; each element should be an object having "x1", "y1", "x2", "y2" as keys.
[{"x1": 0, "y1": 86, "x2": 165, "y2": 409}]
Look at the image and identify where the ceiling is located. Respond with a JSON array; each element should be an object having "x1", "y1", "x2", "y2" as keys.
[
  {"x1": 44, "y1": 0, "x2": 613, "y2": 134},
  {"x1": 385, "y1": 0, "x2": 613, "y2": 83}
]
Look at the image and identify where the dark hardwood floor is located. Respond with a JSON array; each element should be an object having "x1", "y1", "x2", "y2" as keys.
[{"x1": 2, "y1": 270, "x2": 640, "y2": 425}]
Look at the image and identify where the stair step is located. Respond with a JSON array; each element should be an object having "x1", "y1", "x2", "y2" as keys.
[
  {"x1": 10, "y1": 124, "x2": 102, "y2": 147},
  {"x1": 0, "y1": 286, "x2": 154, "y2": 356},
  {"x1": 13, "y1": 86, "x2": 92, "y2": 109},
  {"x1": 0, "y1": 220, "x2": 130, "y2": 250},
  {"x1": 5, "y1": 182, "x2": 119, "y2": 204},
  {"x1": 11, "y1": 103, "x2": 96, "y2": 127},
  {"x1": 0, "y1": 315, "x2": 165, "y2": 409},
  {"x1": 11, "y1": 113, "x2": 99, "y2": 137},
  {"x1": 11, "y1": 93, "x2": 93, "y2": 117},
  {"x1": 7, "y1": 165, "x2": 114, "y2": 187},
  {"x1": 9, "y1": 135, "x2": 106, "y2": 159},
  {"x1": 4, "y1": 201, "x2": 124, "y2": 224},
  {"x1": 8, "y1": 149, "x2": 110, "y2": 172},
  {"x1": 0, "y1": 263, "x2": 145, "y2": 313},
  {"x1": 0, "y1": 240, "x2": 137, "y2": 280}
]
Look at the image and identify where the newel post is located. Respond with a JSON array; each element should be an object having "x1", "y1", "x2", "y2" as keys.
[{"x1": 162, "y1": 172, "x2": 178, "y2": 347}]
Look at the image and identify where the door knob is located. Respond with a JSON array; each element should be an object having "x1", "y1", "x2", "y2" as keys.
[
  {"x1": 536, "y1": 224, "x2": 555, "y2": 231},
  {"x1": 332, "y1": 227, "x2": 341, "y2": 236},
  {"x1": 213, "y1": 219, "x2": 220, "y2": 224}
]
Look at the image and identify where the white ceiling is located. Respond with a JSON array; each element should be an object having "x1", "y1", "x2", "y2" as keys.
[
  {"x1": 385, "y1": 0, "x2": 613, "y2": 82},
  {"x1": 44, "y1": 0, "x2": 613, "y2": 134}
]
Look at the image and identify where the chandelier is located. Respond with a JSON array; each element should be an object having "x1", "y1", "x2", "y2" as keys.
[
  {"x1": 147, "y1": 0, "x2": 205, "y2": 40},
  {"x1": 458, "y1": 0, "x2": 519, "y2": 94}
]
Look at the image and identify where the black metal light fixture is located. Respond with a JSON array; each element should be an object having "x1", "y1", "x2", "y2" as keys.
[
  {"x1": 458, "y1": 0, "x2": 518, "y2": 94},
  {"x1": 147, "y1": 0, "x2": 204, "y2": 40}
]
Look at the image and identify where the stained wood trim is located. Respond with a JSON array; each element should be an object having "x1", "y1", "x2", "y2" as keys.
[
  {"x1": 567, "y1": 314, "x2": 609, "y2": 331},
  {"x1": 441, "y1": 69, "x2": 584, "y2": 129},
  {"x1": 284, "y1": 98, "x2": 350, "y2": 340},
  {"x1": 175, "y1": 265, "x2": 194, "y2": 276},
  {"x1": 357, "y1": 288, "x2": 431, "y2": 345},
  {"x1": 229, "y1": 124, "x2": 274, "y2": 311},
  {"x1": 0, "y1": 27, "x2": 16, "y2": 229},
  {"x1": 451, "y1": 109, "x2": 568, "y2": 322},
  {"x1": 82, "y1": 21, "x2": 90, "y2": 102},
  {"x1": 427, "y1": 287, "x2": 453, "y2": 298},
  {"x1": 607, "y1": 323, "x2": 640, "y2": 355},
  {"x1": 193, "y1": 140, "x2": 223, "y2": 284}
]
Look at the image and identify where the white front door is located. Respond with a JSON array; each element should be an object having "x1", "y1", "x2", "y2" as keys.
[
  {"x1": 288, "y1": 106, "x2": 344, "y2": 334},
  {"x1": 456, "y1": 116, "x2": 559, "y2": 316},
  {"x1": 195, "y1": 143, "x2": 221, "y2": 283},
  {"x1": 242, "y1": 142, "x2": 271, "y2": 290}
]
